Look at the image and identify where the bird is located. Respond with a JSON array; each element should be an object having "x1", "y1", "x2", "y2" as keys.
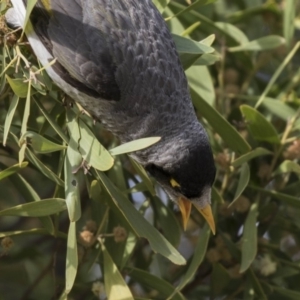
[{"x1": 6, "y1": 0, "x2": 216, "y2": 233}]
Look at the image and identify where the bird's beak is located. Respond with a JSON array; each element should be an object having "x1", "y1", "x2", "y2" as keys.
[
  {"x1": 178, "y1": 197, "x2": 216, "y2": 234},
  {"x1": 178, "y1": 197, "x2": 192, "y2": 230}
]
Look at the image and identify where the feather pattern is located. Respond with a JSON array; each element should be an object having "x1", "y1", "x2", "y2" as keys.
[{"x1": 7, "y1": 0, "x2": 216, "y2": 209}]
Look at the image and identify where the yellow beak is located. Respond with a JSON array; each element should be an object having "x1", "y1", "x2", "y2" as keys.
[{"x1": 178, "y1": 197, "x2": 216, "y2": 234}]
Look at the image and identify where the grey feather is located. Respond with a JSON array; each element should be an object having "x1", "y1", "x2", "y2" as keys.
[{"x1": 8, "y1": 0, "x2": 216, "y2": 208}]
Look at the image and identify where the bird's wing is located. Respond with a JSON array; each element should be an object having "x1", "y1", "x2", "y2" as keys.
[
  {"x1": 9, "y1": 0, "x2": 187, "y2": 106},
  {"x1": 25, "y1": 0, "x2": 120, "y2": 100}
]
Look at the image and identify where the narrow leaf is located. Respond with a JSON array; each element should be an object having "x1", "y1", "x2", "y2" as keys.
[
  {"x1": 240, "y1": 105, "x2": 280, "y2": 144},
  {"x1": 109, "y1": 137, "x2": 161, "y2": 156},
  {"x1": 170, "y1": 223, "x2": 210, "y2": 298},
  {"x1": 127, "y1": 268, "x2": 184, "y2": 300},
  {"x1": 229, "y1": 163, "x2": 250, "y2": 207},
  {"x1": 101, "y1": 242, "x2": 134, "y2": 300},
  {"x1": 0, "y1": 162, "x2": 28, "y2": 181},
  {"x1": 22, "y1": 131, "x2": 66, "y2": 153},
  {"x1": 96, "y1": 170, "x2": 186, "y2": 265},
  {"x1": 3, "y1": 94, "x2": 19, "y2": 146},
  {"x1": 192, "y1": 90, "x2": 251, "y2": 154},
  {"x1": 228, "y1": 35, "x2": 285, "y2": 52},
  {"x1": 240, "y1": 203, "x2": 258, "y2": 273},
  {"x1": 232, "y1": 148, "x2": 272, "y2": 167},
  {"x1": 273, "y1": 160, "x2": 300, "y2": 175},
  {"x1": 65, "y1": 222, "x2": 78, "y2": 294},
  {"x1": 0, "y1": 199, "x2": 67, "y2": 217},
  {"x1": 5, "y1": 75, "x2": 28, "y2": 98}
]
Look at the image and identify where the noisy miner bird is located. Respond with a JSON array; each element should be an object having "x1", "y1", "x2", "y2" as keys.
[{"x1": 6, "y1": 0, "x2": 216, "y2": 233}]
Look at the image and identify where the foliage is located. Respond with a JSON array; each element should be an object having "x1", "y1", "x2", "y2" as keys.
[{"x1": 1, "y1": 0, "x2": 300, "y2": 299}]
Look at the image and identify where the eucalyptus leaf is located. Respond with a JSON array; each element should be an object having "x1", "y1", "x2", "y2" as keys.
[
  {"x1": 22, "y1": 131, "x2": 66, "y2": 153},
  {"x1": 0, "y1": 198, "x2": 67, "y2": 217},
  {"x1": 109, "y1": 137, "x2": 161, "y2": 156},
  {"x1": 230, "y1": 163, "x2": 250, "y2": 207},
  {"x1": 232, "y1": 148, "x2": 272, "y2": 167},
  {"x1": 240, "y1": 203, "x2": 258, "y2": 273},
  {"x1": 240, "y1": 105, "x2": 280, "y2": 144},
  {"x1": 95, "y1": 170, "x2": 186, "y2": 265},
  {"x1": 0, "y1": 162, "x2": 28, "y2": 181},
  {"x1": 101, "y1": 242, "x2": 134, "y2": 300},
  {"x1": 127, "y1": 268, "x2": 185, "y2": 300},
  {"x1": 65, "y1": 222, "x2": 78, "y2": 294},
  {"x1": 5, "y1": 75, "x2": 28, "y2": 98},
  {"x1": 228, "y1": 35, "x2": 285, "y2": 52},
  {"x1": 273, "y1": 160, "x2": 300, "y2": 176}
]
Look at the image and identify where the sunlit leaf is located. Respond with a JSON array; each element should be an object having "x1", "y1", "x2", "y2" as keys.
[
  {"x1": 0, "y1": 162, "x2": 28, "y2": 181},
  {"x1": 22, "y1": 131, "x2": 66, "y2": 153},
  {"x1": 109, "y1": 137, "x2": 161, "y2": 156},
  {"x1": 101, "y1": 241, "x2": 134, "y2": 300},
  {"x1": 5, "y1": 75, "x2": 28, "y2": 98},
  {"x1": 0, "y1": 199, "x2": 67, "y2": 217},
  {"x1": 65, "y1": 222, "x2": 78, "y2": 294}
]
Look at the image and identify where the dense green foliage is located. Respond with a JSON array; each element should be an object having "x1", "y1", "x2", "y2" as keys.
[{"x1": 1, "y1": 0, "x2": 300, "y2": 299}]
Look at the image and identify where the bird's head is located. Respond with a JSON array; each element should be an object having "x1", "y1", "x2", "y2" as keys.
[{"x1": 144, "y1": 128, "x2": 216, "y2": 233}]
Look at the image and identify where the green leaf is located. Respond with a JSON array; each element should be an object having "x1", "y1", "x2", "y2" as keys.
[
  {"x1": 25, "y1": 148, "x2": 64, "y2": 186},
  {"x1": 215, "y1": 22, "x2": 249, "y2": 45},
  {"x1": 247, "y1": 268, "x2": 268, "y2": 300},
  {"x1": 34, "y1": 97, "x2": 69, "y2": 143},
  {"x1": 173, "y1": 34, "x2": 214, "y2": 55},
  {"x1": 109, "y1": 137, "x2": 161, "y2": 156},
  {"x1": 5, "y1": 75, "x2": 28, "y2": 98},
  {"x1": 193, "y1": 53, "x2": 220, "y2": 66},
  {"x1": 273, "y1": 160, "x2": 300, "y2": 175},
  {"x1": 250, "y1": 186, "x2": 300, "y2": 209},
  {"x1": 22, "y1": 131, "x2": 66, "y2": 153},
  {"x1": 232, "y1": 148, "x2": 272, "y2": 167},
  {"x1": 64, "y1": 143, "x2": 82, "y2": 222},
  {"x1": 187, "y1": 65, "x2": 215, "y2": 105},
  {"x1": 3, "y1": 94, "x2": 19, "y2": 146},
  {"x1": 66, "y1": 110, "x2": 114, "y2": 171},
  {"x1": 166, "y1": 0, "x2": 217, "y2": 21},
  {"x1": 262, "y1": 98, "x2": 296, "y2": 121},
  {"x1": 240, "y1": 203, "x2": 258, "y2": 273},
  {"x1": 0, "y1": 162, "x2": 28, "y2": 181},
  {"x1": 230, "y1": 163, "x2": 250, "y2": 207},
  {"x1": 23, "y1": 0, "x2": 38, "y2": 30},
  {"x1": 95, "y1": 170, "x2": 186, "y2": 265},
  {"x1": 192, "y1": 90, "x2": 251, "y2": 154},
  {"x1": 228, "y1": 35, "x2": 285, "y2": 52},
  {"x1": 211, "y1": 263, "x2": 231, "y2": 298},
  {"x1": 151, "y1": 196, "x2": 181, "y2": 247},
  {"x1": 271, "y1": 285, "x2": 300, "y2": 299},
  {"x1": 169, "y1": 222, "x2": 211, "y2": 297},
  {"x1": 152, "y1": 0, "x2": 170, "y2": 13},
  {"x1": 129, "y1": 157, "x2": 156, "y2": 196},
  {"x1": 283, "y1": 0, "x2": 296, "y2": 48},
  {"x1": 0, "y1": 198, "x2": 67, "y2": 217},
  {"x1": 65, "y1": 222, "x2": 78, "y2": 294},
  {"x1": 101, "y1": 242, "x2": 134, "y2": 300},
  {"x1": 127, "y1": 268, "x2": 185, "y2": 300},
  {"x1": 240, "y1": 105, "x2": 281, "y2": 144},
  {"x1": 255, "y1": 42, "x2": 300, "y2": 108}
]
